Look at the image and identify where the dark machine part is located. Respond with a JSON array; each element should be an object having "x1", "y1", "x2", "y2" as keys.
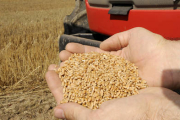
[
  {"x1": 59, "y1": 34, "x2": 101, "y2": 53},
  {"x1": 176, "y1": 90, "x2": 180, "y2": 94},
  {"x1": 109, "y1": 0, "x2": 180, "y2": 7},
  {"x1": 108, "y1": 5, "x2": 133, "y2": 15},
  {"x1": 63, "y1": 0, "x2": 109, "y2": 40},
  {"x1": 63, "y1": 0, "x2": 90, "y2": 35}
]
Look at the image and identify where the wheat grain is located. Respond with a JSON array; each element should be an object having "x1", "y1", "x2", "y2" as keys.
[{"x1": 56, "y1": 52, "x2": 148, "y2": 109}]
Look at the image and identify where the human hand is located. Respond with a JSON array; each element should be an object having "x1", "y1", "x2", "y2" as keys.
[
  {"x1": 46, "y1": 67, "x2": 180, "y2": 120},
  {"x1": 59, "y1": 27, "x2": 180, "y2": 89},
  {"x1": 46, "y1": 27, "x2": 180, "y2": 119}
]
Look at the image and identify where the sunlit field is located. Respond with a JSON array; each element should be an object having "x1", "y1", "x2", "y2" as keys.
[{"x1": 0, "y1": 0, "x2": 74, "y2": 119}]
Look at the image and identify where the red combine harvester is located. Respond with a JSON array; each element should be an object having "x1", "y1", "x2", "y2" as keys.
[
  {"x1": 59, "y1": 0, "x2": 180, "y2": 52},
  {"x1": 59, "y1": 0, "x2": 180, "y2": 94}
]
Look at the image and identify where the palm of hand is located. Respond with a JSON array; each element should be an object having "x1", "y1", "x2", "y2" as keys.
[
  {"x1": 59, "y1": 27, "x2": 174, "y2": 89},
  {"x1": 100, "y1": 28, "x2": 172, "y2": 88},
  {"x1": 90, "y1": 88, "x2": 174, "y2": 120}
]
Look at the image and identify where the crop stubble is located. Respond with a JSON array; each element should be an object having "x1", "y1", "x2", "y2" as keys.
[
  {"x1": 0, "y1": 0, "x2": 74, "y2": 88},
  {"x1": 0, "y1": 0, "x2": 75, "y2": 119}
]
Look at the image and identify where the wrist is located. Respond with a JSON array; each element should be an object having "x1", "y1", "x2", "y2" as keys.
[
  {"x1": 147, "y1": 88, "x2": 180, "y2": 120},
  {"x1": 157, "y1": 93, "x2": 180, "y2": 120},
  {"x1": 164, "y1": 40, "x2": 180, "y2": 89}
]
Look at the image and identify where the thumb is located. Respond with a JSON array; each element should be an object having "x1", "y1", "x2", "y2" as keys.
[
  {"x1": 100, "y1": 30, "x2": 130, "y2": 51},
  {"x1": 54, "y1": 103, "x2": 92, "y2": 120}
]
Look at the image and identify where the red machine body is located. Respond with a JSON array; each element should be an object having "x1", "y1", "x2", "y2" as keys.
[{"x1": 85, "y1": 0, "x2": 180, "y2": 40}]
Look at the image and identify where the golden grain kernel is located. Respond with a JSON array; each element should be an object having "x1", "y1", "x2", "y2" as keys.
[{"x1": 57, "y1": 52, "x2": 148, "y2": 109}]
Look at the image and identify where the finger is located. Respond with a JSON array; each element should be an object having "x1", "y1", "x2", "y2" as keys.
[
  {"x1": 109, "y1": 50, "x2": 123, "y2": 56},
  {"x1": 48, "y1": 64, "x2": 59, "y2": 71},
  {"x1": 66, "y1": 43, "x2": 106, "y2": 53},
  {"x1": 59, "y1": 50, "x2": 72, "y2": 62},
  {"x1": 45, "y1": 67, "x2": 63, "y2": 104},
  {"x1": 54, "y1": 103, "x2": 92, "y2": 120},
  {"x1": 100, "y1": 30, "x2": 130, "y2": 51},
  {"x1": 60, "y1": 61, "x2": 64, "y2": 67}
]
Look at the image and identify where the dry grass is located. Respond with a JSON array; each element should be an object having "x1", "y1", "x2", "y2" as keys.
[
  {"x1": 0, "y1": 0, "x2": 75, "y2": 119},
  {"x1": 0, "y1": 0, "x2": 74, "y2": 91}
]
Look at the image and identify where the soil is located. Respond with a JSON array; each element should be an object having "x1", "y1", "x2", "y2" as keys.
[{"x1": 0, "y1": 88, "x2": 58, "y2": 120}]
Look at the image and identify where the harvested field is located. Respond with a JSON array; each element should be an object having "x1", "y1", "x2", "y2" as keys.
[{"x1": 0, "y1": 0, "x2": 75, "y2": 119}]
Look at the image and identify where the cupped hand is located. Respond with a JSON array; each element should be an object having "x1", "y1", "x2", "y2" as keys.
[
  {"x1": 59, "y1": 27, "x2": 180, "y2": 89},
  {"x1": 45, "y1": 27, "x2": 180, "y2": 119},
  {"x1": 46, "y1": 66, "x2": 180, "y2": 120}
]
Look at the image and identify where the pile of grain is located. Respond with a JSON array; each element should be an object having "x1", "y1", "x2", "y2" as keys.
[{"x1": 56, "y1": 52, "x2": 148, "y2": 109}]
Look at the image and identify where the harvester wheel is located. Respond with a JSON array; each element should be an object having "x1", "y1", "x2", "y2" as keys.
[
  {"x1": 63, "y1": 0, "x2": 109, "y2": 41},
  {"x1": 64, "y1": 0, "x2": 90, "y2": 34}
]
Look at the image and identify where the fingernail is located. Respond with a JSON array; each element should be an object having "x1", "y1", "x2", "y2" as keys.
[{"x1": 55, "y1": 108, "x2": 65, "y2": 119}]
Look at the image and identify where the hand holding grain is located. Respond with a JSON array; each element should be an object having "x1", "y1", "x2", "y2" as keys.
[
  {"x1": 45, "y1": 68, "x2": 180, "y2": 120},
  {"x1": 46, "y1": 27, "x2": 180, "y2": 119},
  {"x1": 60, "y1": 27, "x2": 180, "y2": 90},
  {"x1": 46, "y1": 66, "x2": 180, "y2": 120}
]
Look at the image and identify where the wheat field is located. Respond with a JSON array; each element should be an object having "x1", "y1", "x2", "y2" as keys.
[{"x1": 0, "y1": 0, "x2": 75, "y2": 119}]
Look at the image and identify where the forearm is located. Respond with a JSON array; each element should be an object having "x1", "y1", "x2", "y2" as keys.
[
  {"x1": 165, "y1": 40, "x2": 180, "y2": 89},
  {"x1": 157, "y1": 94, "x2": 180, "y2": 120},
  {"x1": 148, "y1": 90, "x2": 180, "y2": 120}
]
